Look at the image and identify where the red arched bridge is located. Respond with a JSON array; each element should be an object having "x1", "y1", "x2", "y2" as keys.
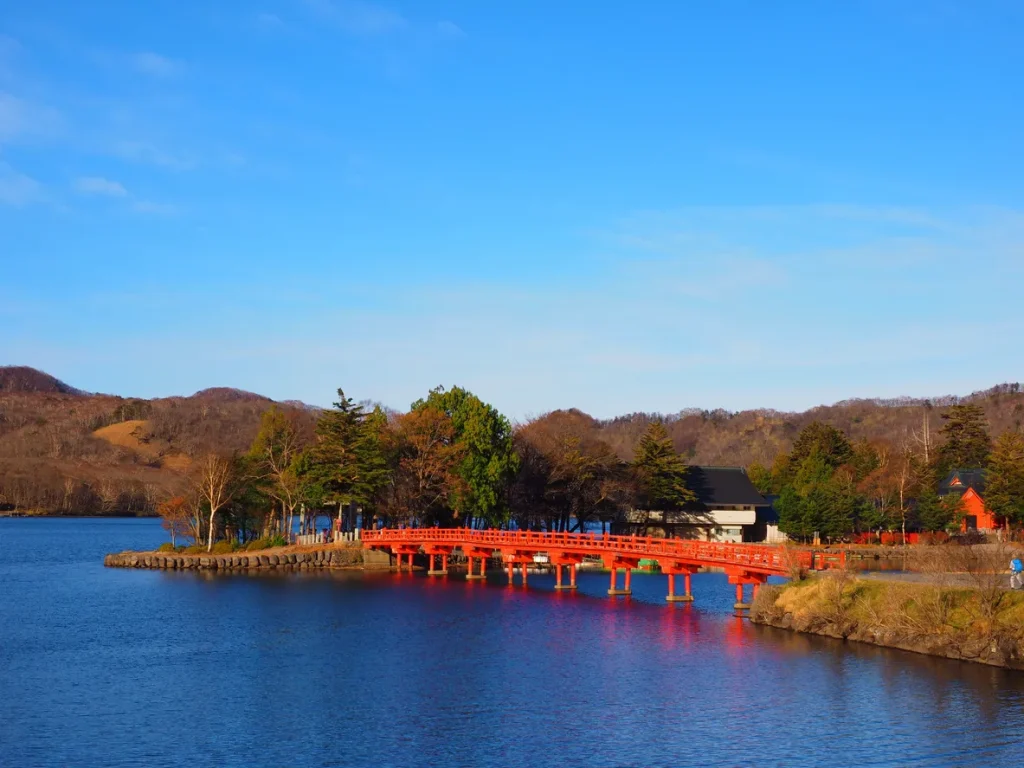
[{"x1": 363, "y1": 528, "x2": 842, "y2": 608}]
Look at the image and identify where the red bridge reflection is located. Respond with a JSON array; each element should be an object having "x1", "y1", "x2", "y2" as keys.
[{"x1": 363, "y1": 528, "x2": 840, "y2": 608}]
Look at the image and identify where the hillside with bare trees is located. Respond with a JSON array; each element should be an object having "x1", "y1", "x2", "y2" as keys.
[
  {"x1": 596, "y1": 385, "x2": 1024, "y2": 466},
  {"x1": 1, "y1": 366, "x2": 1021, "y2": 516},
  {"x1": 0, "y1": 368, "x2": 318, "y2": 515}
]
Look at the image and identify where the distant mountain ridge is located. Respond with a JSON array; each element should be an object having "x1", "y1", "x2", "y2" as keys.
[
  {"x1": 1, "y1": 366, "x2": 1021, "y2": 515},
  {"x1": 0, "y1": 366, "x2": 85, "y2": 396}
]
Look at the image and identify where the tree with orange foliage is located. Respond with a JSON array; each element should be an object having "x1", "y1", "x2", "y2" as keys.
[
  {"x1": 512, "y1": 409, "x2": 627, "y2": 532},
  {"x1": 390, "y1": 406, "x2": 467, "y2": 526},
  {"x1": 158, "y1": 495, "x2": 191, "y2": 547}
]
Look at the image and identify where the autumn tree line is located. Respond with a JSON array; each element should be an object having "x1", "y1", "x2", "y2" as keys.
[
  {"x1": 158, "y1": 387, "x2": 700, "y2": 552},
  {"x1": 749, "y1": 404, "x2": 1024, "y2": 542}
]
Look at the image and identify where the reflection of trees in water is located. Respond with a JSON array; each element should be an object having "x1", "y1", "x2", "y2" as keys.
[{"x1": 752, "y1": 623, "x2": 1024, "y2": 729}]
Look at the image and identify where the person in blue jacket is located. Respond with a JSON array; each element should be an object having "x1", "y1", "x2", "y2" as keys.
[{"x1": 1010, "y1": 556, "x2": 1023, "y2": 590}]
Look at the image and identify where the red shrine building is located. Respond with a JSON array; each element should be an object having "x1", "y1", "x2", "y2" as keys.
[{"x1": 939, "y1": 469, "x2": 999, "y2": 531}]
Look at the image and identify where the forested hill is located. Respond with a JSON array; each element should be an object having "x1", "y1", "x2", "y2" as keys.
[
  {"x1": 596, "y1": 384, "x2": 1024, "y2": 466},
  {"x1": 0, "y1": 367, "x2": 319, "y2": 515},
  {"x1": 0, "y1": 365, "x2": 1021, "y2": 515}
]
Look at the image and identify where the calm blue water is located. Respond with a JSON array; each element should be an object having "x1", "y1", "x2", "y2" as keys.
[{"x1": 2, "y1": 519, "x2": 1024, "y2": 768}]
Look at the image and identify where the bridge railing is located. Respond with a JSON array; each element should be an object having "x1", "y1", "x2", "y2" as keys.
[{"x1": 362, "y1": 528, "x2": 813, "y2": 574}]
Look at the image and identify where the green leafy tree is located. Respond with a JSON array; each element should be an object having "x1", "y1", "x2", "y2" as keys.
[
  {"x1": 631, "y1": 422, "x2": 696, "y2": 512},
  {"x1": 776, "y1": 485, "x2": 810, "y2": 540},
  {"x1": 986, "y1": 431, "x2": 1024, "y2": 528},
  {"x1": 790, "y1": 421, "x2": 854, "y2": 470},
  {"x1": 915, "y1": 482, "x2": 947, "y2": 533},
  {"x1": 411, "y1": 386, "x2": 519, "y2": 527},
  {"x1": 936, "y1": 404, "x2": 991, "y2": 475},
  {"x1": 776, "y1": 450, "x2": 867, "y2": 542},
  {"x1": 747, "y1": 462, "x2": 774, "y2": 494},
  {"x1": 850, "y1": 439, "x2": 883, "y2": 483},
  {"x1": 941, "y1": 492, "x2": 967, "y2": 531}
]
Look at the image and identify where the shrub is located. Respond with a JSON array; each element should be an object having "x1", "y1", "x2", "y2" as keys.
[
  {"x1": 949, "y1": 531, "x2": 986, "y2": 546},
  {"x1": 183, "y1": 545, "x2": 205, "y2": 555},
  {"x1": 211, "y1": 540, "x2": 239, "y2": 554},
  {"x1": 245, "y1": 535, "x2": 289, "y2": 551},
  {"x1": 157, "y1": 542, "x2": 176, "y2": 553}
]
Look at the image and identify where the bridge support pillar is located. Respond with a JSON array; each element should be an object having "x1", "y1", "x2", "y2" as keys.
[
  {"x1": 521, "y1": 562, "x2": 528, "y2": 585},
  {"x1": 467, "y1": 556, "x2": 485, "y2": 580},
  {"x1": 666, "y1": 571, "x2": 695, "y2": 602},
  {"x1": 507, "y1": 563, "x2": 514, "y2": 584},
  {"x1": 554, "y1": 563, "x2": 577, "y2": 590},
  {"x1": 427, "y1": 553, "x2": 448, "y2": 576},
  {"x1": 734, "y1": 583, "x2": 750, "y2": 610},
  {"x1": 608, "y1": 567, "x2": 631, "y2": 596}
]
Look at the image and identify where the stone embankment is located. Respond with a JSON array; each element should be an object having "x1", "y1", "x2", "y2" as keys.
[{"x1": 104, "y1": 545, "x2": 392, "y2": 572}]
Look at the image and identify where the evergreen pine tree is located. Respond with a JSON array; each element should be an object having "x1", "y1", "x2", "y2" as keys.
[
  {"x1": 986, "y1": 431, "x2": 1024, "y2": 528},
  {"x1": 936, "y1": 404, "x2": 992, "y2": 475},
  {"x1": 631, "y1": 422, "x2": 696, "y2": 511},
  {"x1": 790, "y1": 422, "x2": 854, "y2": 470},
  {"x1": 308, "y1": 390, "x2": 386, "y2": 509}
]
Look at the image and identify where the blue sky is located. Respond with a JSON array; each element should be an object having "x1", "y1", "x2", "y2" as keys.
[{"x1": 2, "y1": 1, "x2": 1023, "y2": 419}]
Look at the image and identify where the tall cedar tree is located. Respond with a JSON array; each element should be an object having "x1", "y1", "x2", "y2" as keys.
[
  {"x1": 631, "y1": 422, "x2": 696, "y2": 512},
  {"x1": 776, "y1": 422, "x2": 871, "y2": 541},
  {"x1": 308, "y1": 390, "x2": 387, "y2": 509},
  {"x1": 789, "y1": 421, "x2": 854, "y2": 469},
  {"x1": 915, "y1": 477, "x2": 948, "y2": 533},
  {"x1": 411, "y1": 386, "x2": 519, "y2": 527},
  {"x1": 936, "y1": 404, "x2": 992, "y2": 474},
  {"x1": 986, "y1": 431, "x2": 1024, "y2": 527}
]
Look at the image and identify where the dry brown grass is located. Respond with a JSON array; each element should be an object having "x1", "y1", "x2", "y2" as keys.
[
  {"x1": 93, "y1": 420, "x2": 192, "y2": 471},
  {"x1": 755, "y1": 559, "x2": 1024, "y2": 668}
]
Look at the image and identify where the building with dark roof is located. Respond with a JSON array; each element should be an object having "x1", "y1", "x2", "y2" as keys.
[
  {"x1": 614, "y1": 466, "x2": 772, "y2": 543},
  {"x1": 938, "y1": 469, "x2": 986, "y2": 497},
  {"x1": 939, "y1": 469, "x2": 999, "y2": 531}
]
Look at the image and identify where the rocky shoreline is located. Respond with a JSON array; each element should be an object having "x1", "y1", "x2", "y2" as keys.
[{"x1": 104, "y1": 545, "x2": 393, "y2": 572}]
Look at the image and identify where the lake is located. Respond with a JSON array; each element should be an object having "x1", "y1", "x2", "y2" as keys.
[{"x1": 2, "y1": 518, "x2": 1023, "y2": 767}]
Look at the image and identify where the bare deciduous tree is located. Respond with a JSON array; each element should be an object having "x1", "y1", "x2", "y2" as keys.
[{"x1": 192, "y1": 454, "x2": 239, "y2": 551}]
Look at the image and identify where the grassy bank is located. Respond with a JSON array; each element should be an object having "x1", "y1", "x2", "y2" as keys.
[{"x1": 751, "y1": 572, "x2": 1024, "y2": 669}]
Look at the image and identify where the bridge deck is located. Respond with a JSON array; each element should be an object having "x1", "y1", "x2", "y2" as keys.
[{"x1": 362, "y1": 528, "x2": 821, "y2": 577}]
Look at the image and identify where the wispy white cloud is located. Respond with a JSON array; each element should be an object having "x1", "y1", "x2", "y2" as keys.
[
  {"x1": 0, "y1": 92, "x2": 62, "y2": 144},
  {"x1": 302, "y1": 0, "x2": 407, "y2": 34},
  {"x1": 131, "y1": 199, "x2": 178, "y2": 215},
  {"x1": 73, "y1": 176, "x2": 128, "y2": 197},
  {"x1": 70, "y1": 175, "x2": 176, "y2": 214},
  {"x1": 133, "y1": 52, "x2": 184, "y2": 78},
  {"x1": 0, "y1": 163, "x2": 44, "y2": 206},
  {"x1": 111, "y1": 140, "x2": 197, "y2": 170},
  {"x1": 435, "y1": 21, "x2": 464, "y2": 39},
  {"x1": 255, "y1": 11, "x2": 287, "y2": 30}
]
